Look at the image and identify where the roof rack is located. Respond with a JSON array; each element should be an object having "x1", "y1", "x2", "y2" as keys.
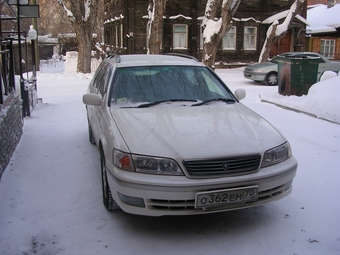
[
  {"x1": 163, "y1": 53, "x2": 200, "y2": 62},
  {"x1": 106, "y1": 53, "x2": 121, "y2": 63}
]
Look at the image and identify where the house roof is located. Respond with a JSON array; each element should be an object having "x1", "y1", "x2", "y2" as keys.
[
  {"x1": 262, "y1": 11, "x2": 309, "y2": 25},
  {"x1": 306, "y1": 4, "x2": 340, "y2": 34}
]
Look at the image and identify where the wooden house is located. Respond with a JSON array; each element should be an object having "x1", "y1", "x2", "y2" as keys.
[
  {"x1": 306, "y1": 3, "x2": 340, "y2": 60},
  {"x1": 103, "y1": 0, "x2": 307, "y2": 65}
]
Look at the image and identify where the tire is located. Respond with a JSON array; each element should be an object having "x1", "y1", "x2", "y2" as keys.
[
  {"x1": 88, "y1": 121, "x2": 96, "y2": 145},
  {"x1": 265, "y1": 72, "x2": 278, "y2": 86},
  {"x1": 100, "y1": 149, "x2": 120, "y2": 211}
]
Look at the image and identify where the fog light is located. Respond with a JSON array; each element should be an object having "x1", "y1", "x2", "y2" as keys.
[
  {"x1": 118, "y1": 193, "x2": 145, "y2": 208},
  {"x1": 284, "y1": 180, "x2": 293, "y2": 191}
]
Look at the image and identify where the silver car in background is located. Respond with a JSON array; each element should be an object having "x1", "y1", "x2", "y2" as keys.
[{"x1": 243, "y1": 52, "x2": 340, "y2": 85}]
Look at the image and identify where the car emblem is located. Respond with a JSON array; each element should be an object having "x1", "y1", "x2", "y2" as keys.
[{"x1": 222, "y1": 162, "x2": 229, "y2": 171}]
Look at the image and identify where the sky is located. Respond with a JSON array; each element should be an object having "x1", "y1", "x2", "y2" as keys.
[{"x1": 0, "y1": 60, "x2": 339, "y2": 255}]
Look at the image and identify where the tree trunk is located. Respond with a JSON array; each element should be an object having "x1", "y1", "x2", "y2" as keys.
[
  {"x1": 202, "y1": 0, "x2": 241, "y2": 68},
  {"x1": 259, "y1": 0, "x2": 305, "y2": 62},
  {"x1": 57, "y1": 0, "x2": 98, "y2": 73},
  {"x1": 76, "y1": 27, "x2": 93, "y2": 73},
  {"x1": 148, "y1": 0, "x2": 166, "y2": 54},
  {"x1": 259, "y1": 22, "x2": 280, "y2": 63},
  {"x1": 203, "y1": 35, "x2": 221, "y2": 68}
]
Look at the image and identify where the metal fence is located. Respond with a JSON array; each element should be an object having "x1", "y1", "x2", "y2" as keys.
[{"x1": 0, "y1": 40, "x2": 16, "y2": 106}]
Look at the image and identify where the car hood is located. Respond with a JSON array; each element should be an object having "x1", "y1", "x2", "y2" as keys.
[{"x1": 110, "y1": 103, "x2": 285, "y2": 160}]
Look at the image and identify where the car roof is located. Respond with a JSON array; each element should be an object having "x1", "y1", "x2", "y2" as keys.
[
  {"x1": 278, "y1": 52, "x2": 321, "y2": 58},
  {"x1": 104, "y1": 54, "x2": 205, "y2": 68}
]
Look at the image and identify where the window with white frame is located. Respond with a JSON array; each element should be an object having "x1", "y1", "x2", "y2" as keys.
[
  {"x1": 146, "y1": 22, "x2": 150, "y2": 51},
  {"x1": 222, "y1": 26, "x2": 236, "y2": 50},
  {"x1": 200, "y1": 25, "x2": 204, "y2": 49},
  {"x1": 320, "y1": 39, "x2": 335, "y2": 59},
  {"x1": 115, "y1": 23, "x2": 118, "y2": 47},
  {"x1": 173, "y1": 24, "x2": 188, "y2": 49},
  {"x1": 243, "y1": 26, "x2": 257, "y2": 50}
]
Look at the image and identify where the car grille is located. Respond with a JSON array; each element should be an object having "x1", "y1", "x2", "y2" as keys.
[
  {"x1": 149, "y1": 199, "x2": 195, "y2": 211},
  {"x1": 183, "y1": 155, "x2": 261, "y2": 177}
]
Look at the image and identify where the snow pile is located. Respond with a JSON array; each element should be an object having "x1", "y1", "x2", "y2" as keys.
[
  {"x1": 64, "y1": 51, "x2": 78, "y2": 72},
  {"x1": 64, "y1": 51, "x2": 102, "y2": 73},
  {"x1": 320, "y1": 70, "x2": 338, "y2": 81},
  {"x1": 261, "y1": 74, "x2": 340, "y2": 124}
]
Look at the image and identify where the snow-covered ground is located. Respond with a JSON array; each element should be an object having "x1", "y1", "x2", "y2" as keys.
[{"x1": 0, "y1": 63, "x2": 339, "y2": 255}]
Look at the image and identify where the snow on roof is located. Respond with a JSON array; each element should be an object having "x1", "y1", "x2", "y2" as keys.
[
  {"x1": 233, "y1": 17, "x2": 261, "y2": 23},
  {"x1": 307, "y1": 4, "x2": 340, "y2": 34},
  {"x1": 306, "y1": 26, "x2": 336, "y2": 34},
  {"x1": 198, "y1": 16, "x2": 261, "y2": 23},
  {"x1": 104, "y1": 15, "x2": 124, "y2": 24},
  {"x1": 142, "y1": 15, "x2": 166, "y2": 19},
  {"x1": 262, "y1": 11, "x2": 309, "y2": 25},
  {"x1": 169, "y1": 14, "x2": 192, "y2": 20},
  {"x1": 38, "y1": 34, "x2": 58, "y2": 44},
  {"x1": 58, "y1": 33, "x2": 76, "y2": 38}
]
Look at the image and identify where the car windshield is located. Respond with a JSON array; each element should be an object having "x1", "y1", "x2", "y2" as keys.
[{"x1": 111, "y1": 66, "x2": 234, "y2": 107}]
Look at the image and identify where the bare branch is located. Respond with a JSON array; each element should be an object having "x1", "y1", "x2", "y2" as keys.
[
  {"x1": 259, "y1": 0, "x2": 305, "y2": 62},
  {"x1": 57, "y1": 0, "x2": 75, "y2": 23}
]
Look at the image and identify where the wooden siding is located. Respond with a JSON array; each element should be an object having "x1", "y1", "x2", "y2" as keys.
[
  {"x1": 337, "y1": 38, "x2": 340, "y2": 60},
  {"x1": 309, "y1": 36, "x2": 340, "y2": 60},
  {"x1": 104, "y1": 0, "x2": 306, "y2": 64}
]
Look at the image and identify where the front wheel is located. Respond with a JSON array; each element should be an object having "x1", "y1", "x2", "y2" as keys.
[
  {"x1": 88, "y1": 121, "x2": 96, "y2": 145},
  {"x1": 265, "y1": 72, "x2": 278, "y2": 86},
  {"x1": 100, "y1": 149, "x2": 120, "y2": 211}
]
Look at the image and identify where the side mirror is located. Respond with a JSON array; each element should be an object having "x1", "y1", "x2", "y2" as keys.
[
  {"x1": 83, "y1": 94, "x2": 102, "y2": 106},
  {"x1": 234, "y1": 89, "x2": 246, "y2": 100}
]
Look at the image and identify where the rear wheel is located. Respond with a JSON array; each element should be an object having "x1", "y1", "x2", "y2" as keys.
[
  {"x1": 265, "y1": 72, "x2": 278, "y2": 86},
  {"x1": 100, "y1": 149, "x2": 120, "y2": 211}
]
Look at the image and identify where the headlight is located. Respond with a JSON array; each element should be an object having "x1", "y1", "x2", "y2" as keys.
[
  {"x1": 261, "y1": 142, "x2": 292, "y2": 168},
  {"x1": 113, "y1": 149, "x2": 183, "y2": 175},
  {"x1": 133, "y1": 155, "x2": 183, "y2": 175}
]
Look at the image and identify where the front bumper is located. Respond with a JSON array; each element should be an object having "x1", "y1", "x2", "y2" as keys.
[
  {"x1": 243, "y1": 71, "x2": 266, "y2": 82},
  {"x1": 106, "y1": 157, "x2": 298, "y2": 216}
]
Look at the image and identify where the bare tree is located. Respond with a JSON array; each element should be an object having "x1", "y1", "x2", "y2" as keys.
[
  {"x1": 57, "y1": 0, "x2": 100, "y2": 73},
  {"x1": 147, "y1": 0, "x2": 167, "y2": 54},
  {"x1": 38, "y1": 0, "x2": 74, "y2": 37},
  {"x1": 259, "y1": 0, "x2": 305, "y2": 63},
  {"x1": 202, "y1": 0, "x2": 241, "y2": 68}
]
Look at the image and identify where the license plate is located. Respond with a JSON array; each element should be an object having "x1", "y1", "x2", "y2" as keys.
[{"x1": 195, "y1": 186, "x2": 258, "y2": 209}]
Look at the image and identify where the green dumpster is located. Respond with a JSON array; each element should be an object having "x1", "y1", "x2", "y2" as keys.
[{"x1": 277, "y1": 56, "x2": 319, "y2": 96}]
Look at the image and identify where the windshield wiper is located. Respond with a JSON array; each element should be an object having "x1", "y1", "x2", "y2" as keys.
[
  {"x1": 191, "y1": 98, "x2": 235, "y2": 107},
  {"x1": 136, "y1": 99, "x2": 197, "y2": 108}
]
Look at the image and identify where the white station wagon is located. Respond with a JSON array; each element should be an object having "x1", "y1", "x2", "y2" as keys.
[{"x1": 83, "y1": 54, "x2": 298, "y2": 216}]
